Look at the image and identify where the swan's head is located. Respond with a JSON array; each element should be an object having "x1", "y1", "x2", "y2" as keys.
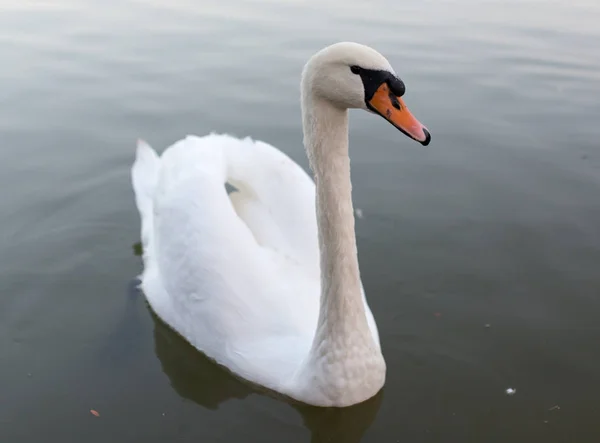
[{"x1": 302, "y1": 42, "x2": 430, "y2": 146}]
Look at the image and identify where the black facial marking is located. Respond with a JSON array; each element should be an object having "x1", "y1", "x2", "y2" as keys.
[
  {"x1": 356, "y1": 68, "x2": 405, "y2": 103},
  {"x1": 388, "y1": 76, "x2": 406, "y2": 97}
]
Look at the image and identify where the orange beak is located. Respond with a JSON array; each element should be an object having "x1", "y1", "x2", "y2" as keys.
[{"x1": 367, "y1": 82, "x2": 431, "y2": 145}]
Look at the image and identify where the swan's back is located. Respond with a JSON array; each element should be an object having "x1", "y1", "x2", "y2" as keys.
[{"x1": 131, "y1": 134, "x2": 323, "y2": 390}]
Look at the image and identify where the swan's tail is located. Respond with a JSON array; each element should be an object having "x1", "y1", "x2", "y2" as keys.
[{"x1": 131, "y1": 139, "x2": 160, "y2": 249}]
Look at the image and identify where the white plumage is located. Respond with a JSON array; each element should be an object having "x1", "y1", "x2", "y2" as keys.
[{"x1": 131, "y1": 42, "x2": 429, "y2": 407}]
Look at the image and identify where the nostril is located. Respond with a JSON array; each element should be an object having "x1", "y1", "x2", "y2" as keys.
[{"x1": 388, "y1": 92, "x2": 401, "y2": 110}]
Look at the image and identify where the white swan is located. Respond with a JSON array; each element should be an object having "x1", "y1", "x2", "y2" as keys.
[{"x1": 131, "y1": 42, "x2": 430, "y2": 407}]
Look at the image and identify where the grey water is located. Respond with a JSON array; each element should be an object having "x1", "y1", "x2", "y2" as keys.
[{"x1": 1, "y1": 0, "x2": 599, "y2": 441}]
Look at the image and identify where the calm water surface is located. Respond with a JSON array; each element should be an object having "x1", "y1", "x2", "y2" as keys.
[{"x1": 1, "y1": 0, "x2": 600, "y2": 441}]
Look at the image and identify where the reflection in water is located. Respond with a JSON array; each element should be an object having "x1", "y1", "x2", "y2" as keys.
[
  {"x1": 150, "y1": 307, "x2": 383, "y2": 442},
  {"x1": 151, "y1": 308, "x2": 251, "y2": 409}
]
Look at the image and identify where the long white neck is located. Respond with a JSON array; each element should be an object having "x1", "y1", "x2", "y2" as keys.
[
  {"x1": 291, "y1": 89, "x2": 385, "y2": 407},
  {"x1": 304, "y1": 96, "x2": 370, "y2": 346}
]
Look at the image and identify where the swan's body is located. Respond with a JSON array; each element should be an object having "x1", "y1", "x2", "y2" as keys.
[{"x1": 132, "y1": 42, "x2": 430, "y2": 407}]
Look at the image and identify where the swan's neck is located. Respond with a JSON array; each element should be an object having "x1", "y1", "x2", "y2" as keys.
[
  {"x1": 305, "y1": 99, "x2": 369, "y2": 343},
  {"x1": 295, "y1": 94, "x2": 385, "y2": 406}
]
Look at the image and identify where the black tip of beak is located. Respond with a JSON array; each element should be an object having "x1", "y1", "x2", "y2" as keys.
[{"x1": 420, "y1": 128, "x2": 431, "y2": 146}]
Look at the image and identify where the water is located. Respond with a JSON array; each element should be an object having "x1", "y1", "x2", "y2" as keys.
[{"x1": 1, "y1": 0, "x2": 599, "y2": 441}]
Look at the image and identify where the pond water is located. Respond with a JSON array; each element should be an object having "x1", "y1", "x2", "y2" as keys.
[{"x1": 1, "y1": 0, "x2": 599, "y2": 441}]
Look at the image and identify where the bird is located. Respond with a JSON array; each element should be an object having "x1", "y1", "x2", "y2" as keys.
[{"x1": 131, "y1": 42, "x2": 430, "y2": 407}]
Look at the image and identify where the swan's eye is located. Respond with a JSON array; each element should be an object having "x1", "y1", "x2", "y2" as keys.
[{"x1": 350, "y1": 65, "x2": 361, "y2": 74}]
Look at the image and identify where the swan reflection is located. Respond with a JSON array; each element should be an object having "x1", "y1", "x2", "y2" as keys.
[{"x1": 150, "y1": 309, "x2": 383, "y2": 442}]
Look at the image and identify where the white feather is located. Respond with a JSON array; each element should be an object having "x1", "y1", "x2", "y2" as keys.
[{"x1": 130, "y1": 42, "x2": 427, "y2": 406}]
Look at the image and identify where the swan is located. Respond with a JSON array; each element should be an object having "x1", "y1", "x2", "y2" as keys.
[{"x1": 131, "y1": 42, "x2": 430, "y2": 407}]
